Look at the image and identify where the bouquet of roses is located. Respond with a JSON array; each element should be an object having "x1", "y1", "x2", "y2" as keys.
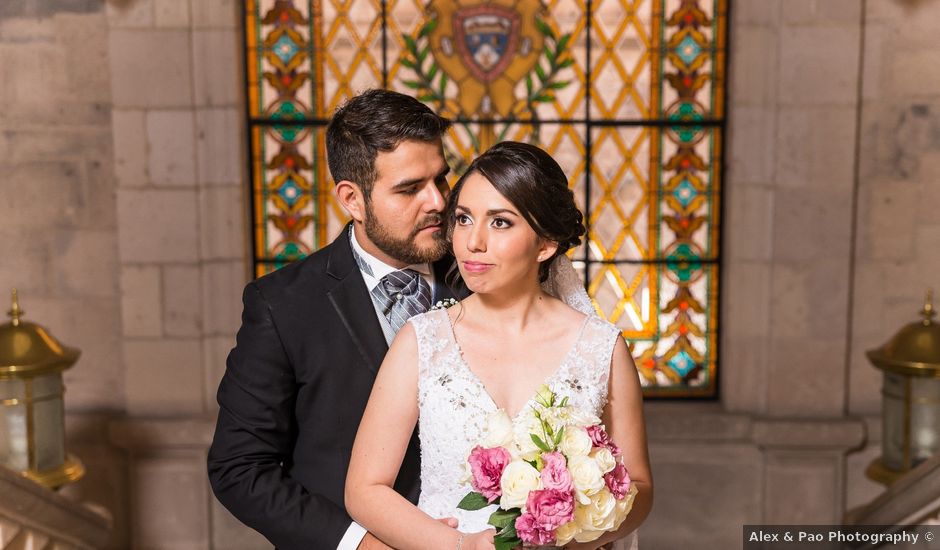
[{"x1": 457, "y1": 385, "x2": 637, "y2": 549}]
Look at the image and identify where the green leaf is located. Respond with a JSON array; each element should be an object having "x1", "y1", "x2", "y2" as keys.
[
  {"x1": 497, "y1": 521, "x2": 518, "y2": 539},
  {"x1": 535, "y1": 18, "x2": 556, "y2": 40},
  {"x1": 534, "y1": 63, "x2": 547, "y2": 83},
  {"x1": 418, "y1": 18, "x2": 439, "y2": 38},
  {"x1": 457, "y1": 492, "x2": 491, "y2": 511},
  {"x1": 487, "y1": 509, "x2": 519, "y2": 530},
  {"x1": 535, "y1": 94, "x2": 554, "y2": 103},
  {"x1": 462, "y1": 123, "x2": 481, "y2": 153},
  {"x1": 427, "y1": 63, "x2": 438, "y2": 81},
  {"x1": 496, "y1": 123, "x2": 511, "y2": 143},
  {"x1": 418, "y1": 45, "x2": 430, "y2": 64},
  {"x1": 399, "y1": 57, "x2": 416, "y2": 70},
  {"x1": 544, "y1": 45, "x2": 556, "y2": 64},
  {"x1": 559, "y1": 58, "x2": 575, "y2": 69},
  {"x1": 548, "y1": 80, "x2": 571, "y2": 90},
  {"x1": 493, "y1": 536, "x2": 522, "y2": 550},
  {"x1": 553, "y1": 425, "x2": 565, "y2": 446},
  {"x1": 439, "y1": 73, "x2": 448, "y2": 96},
  {"x1": 560, "y1": 396, "x2": 569, "y2": 406},
  {"x1": 401, "y1": 80, "x2": 423, "y2": 90},
  {"x1": 403, "y1": 34, "x2": 418, "y2": 55},
  {"x1": 557, "y1": 33, "x2": 572, "y2": 52},
  {"x1": 531, "y1": 433, "x2": 551, "y2": 453},
  {"x1": 525, "y1": 74, "x2": 533, "y2": 95},
  {"x1": 417, "y1": 93, "x2": 437, "y2": 102}
]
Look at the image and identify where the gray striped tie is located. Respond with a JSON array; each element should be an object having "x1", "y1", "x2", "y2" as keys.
[{"x1": 372, "y1": 269, "x2": 432, "y2": 334}]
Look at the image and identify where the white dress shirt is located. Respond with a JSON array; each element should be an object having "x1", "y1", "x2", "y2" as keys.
[{"x1": 336, "y1": 228, "x2": 435, "y2": 550}]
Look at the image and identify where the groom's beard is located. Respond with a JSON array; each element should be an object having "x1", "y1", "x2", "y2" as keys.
[{"x1": 363, "y1": 202, "x2": 448, "y2": 265}]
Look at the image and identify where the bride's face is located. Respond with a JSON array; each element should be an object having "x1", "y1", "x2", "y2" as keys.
[{"x1": 451, "y1": 172, "x2": 557, "y2": 294}]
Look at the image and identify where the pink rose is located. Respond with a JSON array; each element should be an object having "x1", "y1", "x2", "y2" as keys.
[
  {"x1": 526, "y1": 488, "x2": 574, "y2": 531},
  {"x1": 515, "y1": 512, "x2": 556, "y2": 546},
  {"x1": 604, "y1": 463, "x2": 632, "y2": 499},
  {"x1": 587, "y1": 425, "x2": 621, "y2": 456},
  {"x1": 540, "y1": 452, "x2": 573, "y2": 492},
  {"x1": 468, "y1": 446, "x2": 511, "y2": 503}
]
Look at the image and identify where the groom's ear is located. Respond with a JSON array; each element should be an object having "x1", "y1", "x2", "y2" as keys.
[
  {"x1": 335, "y1": 180, "x2": 366, "y2": 223},
  {"x1": 536, "y1": 239, "x2": 559, "y2": 263}
]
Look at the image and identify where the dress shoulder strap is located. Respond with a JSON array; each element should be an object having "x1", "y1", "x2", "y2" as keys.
[
  {"x1": 563, "y1": 315, "x2": 623, "y2": 415},
  {"x1": 407, "y1": 308, "x2": 458, "y2": 380}
]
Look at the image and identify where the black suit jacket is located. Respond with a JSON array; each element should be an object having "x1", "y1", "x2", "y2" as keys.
[{"x1": 208, "y1": 227, "x2": 464, "y2": 549}]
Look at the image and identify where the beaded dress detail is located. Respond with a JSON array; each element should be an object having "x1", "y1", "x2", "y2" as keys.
[{"x1": 409, "y1": 308, "x2": 637, "y2": 548}]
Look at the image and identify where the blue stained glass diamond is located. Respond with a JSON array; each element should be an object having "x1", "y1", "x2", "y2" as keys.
[
  {"x1": 676, "y1": 35, "x2": 702, "y2": 66},
  {"x1": 674, "y1": 179, "x2": 698, "y2": 208},
  {"x1": 273, "y1": 34, "x2": 299, "y2": 65},
  {"x1": 668, "y1": 350, "x2": 696, "y2": 377},
  {"x1": 278, "y1": 178, "x2": 302, "y2": 207}
]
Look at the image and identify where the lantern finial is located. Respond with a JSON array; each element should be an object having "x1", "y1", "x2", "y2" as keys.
[
  {"x1": 8, "y1": 288, "x2": 23, "y2": 327},
  {"x1": 921, "y1": 289, "x2": 936, "y2": 326}
]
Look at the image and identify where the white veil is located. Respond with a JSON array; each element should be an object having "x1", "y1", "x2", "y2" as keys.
[{"x1": 540, "y1": 255, "x2": 597, "y2": 317}]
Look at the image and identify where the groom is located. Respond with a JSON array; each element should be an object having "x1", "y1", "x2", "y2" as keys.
[{"x1": 208, "y1": 89, "x2": 465, "y2": 549}]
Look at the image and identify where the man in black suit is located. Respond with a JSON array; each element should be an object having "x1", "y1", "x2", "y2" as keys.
[{"x1": 208, "y1": 89, "x2": 464, "y2": 550}]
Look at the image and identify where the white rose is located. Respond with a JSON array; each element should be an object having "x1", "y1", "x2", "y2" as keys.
[
  {"x1": 612, "y1": 484, "x2": 639, "y2": 528},
  {"x1": 559, "y1": 426, "x2": 593, "y2": 457},
  {"x1": 539, "y1": 405, "x2": 601, "y2": 433},
  {"x1": 513, "y1": 409, "x2": 543, "y2": 460},
  {"x1": 574, "y1": 488, "x2": 618, "y2": 541},
  {"x1": 568, "y1": 454, "x2": 606, "y2": 504},
  {"x1": 535, "y1": 384, "x2": 555, "y2": 407},
  {"x1": 565, "y1": 406, "x2": 602, "y2": 428},
  {"x1": 499, "y1": 460, "x2": 542, "y2": 510},
  {"x1": 537, "y1": 406, "x2": 566, "y2": 433},
  {"x1": 482, "y1": 409, "x2": 514, "y2": 448},
  {"x1": 591, "y1": 447, "x2": 616, "y2": 474},
  {"x1": 554, "y1": 520, "x2": 581, "y2": 546}
]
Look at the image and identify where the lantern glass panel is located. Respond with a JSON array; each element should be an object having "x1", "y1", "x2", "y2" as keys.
[
  {"x1": 31, "y1": 374, "x2": 64, "y2": 472},
  {"x1": 0, "y1": 379, "x2": 28, "y2": 471},
  {"x1": 910, "y1": 377, "x2": 940, "y2": 467},
  {"x1": 882, "y1": 372, "x2": 906, "y2": 471},
  {"x1": 0, "y1": 378, "x2": 25, "y2": 400}
]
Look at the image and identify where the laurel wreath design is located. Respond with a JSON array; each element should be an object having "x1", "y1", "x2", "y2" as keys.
[{"x1": 400, "y1": 16, "x2": 575, "y2": 165}]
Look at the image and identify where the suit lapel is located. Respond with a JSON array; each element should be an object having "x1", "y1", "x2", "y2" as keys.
[{"x1": 326, "y1": 227, "x2": 388, "y2": 373}]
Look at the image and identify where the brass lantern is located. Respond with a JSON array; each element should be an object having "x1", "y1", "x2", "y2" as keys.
[
  {"x1": 0, "y1": 289, "x2": 84, "y2": 488},
  {"x1": 866, "y1": 290, "x2": 940, "y2": 485}
]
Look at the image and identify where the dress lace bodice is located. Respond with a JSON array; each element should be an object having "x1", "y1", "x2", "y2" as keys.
[{"x1": 410, "y1": 307, "x2": 623, "y2": 538}]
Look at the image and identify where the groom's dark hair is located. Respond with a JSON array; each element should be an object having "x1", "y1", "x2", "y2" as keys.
[
  {"x1": 326, "y1": 89, "x2": 451, "y2": 197},
  {"x1": 446, "y1": 141, "x2": 586, "y2": 282}
]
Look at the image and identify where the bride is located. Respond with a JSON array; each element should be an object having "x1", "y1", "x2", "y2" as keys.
[{"x1": 345, "y1": 141, "x2": 652, "y2": 549}]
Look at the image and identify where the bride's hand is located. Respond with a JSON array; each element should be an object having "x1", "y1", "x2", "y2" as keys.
[{"x1": 461, "y1": 529, "x2": 496, "y2": 550}]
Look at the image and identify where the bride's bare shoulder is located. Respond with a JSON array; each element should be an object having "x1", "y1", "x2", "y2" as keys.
[{"x1": 542, "y1": 295, "x2": 590, "y2": 328}]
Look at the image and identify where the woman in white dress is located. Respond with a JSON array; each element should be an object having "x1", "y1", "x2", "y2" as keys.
[{"x1": 346, "y1": 141, "x2": 652, "y2": 549}]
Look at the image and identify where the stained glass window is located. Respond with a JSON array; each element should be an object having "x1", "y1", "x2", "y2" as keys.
[{"x1": 244, "y1": 0, "x2": 727, "y2": 397}]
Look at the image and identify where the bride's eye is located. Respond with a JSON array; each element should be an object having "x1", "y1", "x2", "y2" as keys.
[
  {"x1": 456, "y1": 213, "x2": 472, "y2": 226},
  {"x1": 491, "y1": 217, "x2": 512, "y2": 229}
]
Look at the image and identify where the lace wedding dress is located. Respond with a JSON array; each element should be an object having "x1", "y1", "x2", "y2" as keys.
[{"x1": 409, "y1": 304, "x2": 639, "y2": 550}]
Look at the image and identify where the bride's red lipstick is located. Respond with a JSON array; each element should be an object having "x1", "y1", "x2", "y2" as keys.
[{"x1": 462, "y1": 261, "x2": 493, "y2": 274}]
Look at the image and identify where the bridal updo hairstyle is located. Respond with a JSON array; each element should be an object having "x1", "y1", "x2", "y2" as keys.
[{"x1": 446, "y1": 141, "x2": 585, "y2": 282}]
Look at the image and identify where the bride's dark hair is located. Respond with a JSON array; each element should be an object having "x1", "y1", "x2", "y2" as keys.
[{"x1": 445, "y1": 141, "x2": 585, "y2": 282}]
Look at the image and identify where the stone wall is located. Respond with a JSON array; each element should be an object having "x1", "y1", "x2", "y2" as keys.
[
  {"x1": 1, "y1": 0, "x2": 939, "y2": 548},
  {"x1": 1, "y1": 0, "x2": 251, "y2": 547},
  {"x1": 0, "y1": 2, "x2": 131, "y2": 545},
  {"x1": 104, "y1": 0, "x2": 252, "y2": 547},
  {"x1": 846, "y1": 0, "x2": 940, "y2": 513}
]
